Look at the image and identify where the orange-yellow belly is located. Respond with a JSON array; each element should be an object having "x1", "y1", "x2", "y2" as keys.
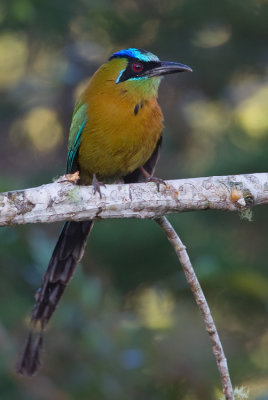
[{"x1": 78, "y1": 93, "x2": 163, "y2": 184}]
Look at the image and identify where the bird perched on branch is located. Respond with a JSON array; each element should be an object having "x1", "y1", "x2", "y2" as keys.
[{"x1": 17, "y1": 48, "x2": 192, "y2": 375}]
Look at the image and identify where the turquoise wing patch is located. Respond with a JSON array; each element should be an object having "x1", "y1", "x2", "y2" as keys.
[
  {"x1": 67, "y1": 102, "x2": 88, "y2": 173},
  {"x1": 67, "y1": 121, "x2": 86, "y2": 173}
]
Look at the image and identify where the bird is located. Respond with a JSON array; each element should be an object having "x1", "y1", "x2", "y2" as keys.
[{"x1": 17, "y1": 48, "x2": 192, "y2": 375}]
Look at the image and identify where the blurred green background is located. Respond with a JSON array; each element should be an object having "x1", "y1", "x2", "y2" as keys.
[{"x1": 0, "y1": 0, "x2": 268, "y2": 399}]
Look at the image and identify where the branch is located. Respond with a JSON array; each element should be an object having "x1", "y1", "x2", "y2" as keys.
[
  {"x1": 1, "y1": 173, "x2": 268, "y2": 226},
  {"x1": 156, "y1": 216, "x2": 233, "y2": 400},
  {"x1": 4, "y1": 173, "x2": 261, "y2": 397}
]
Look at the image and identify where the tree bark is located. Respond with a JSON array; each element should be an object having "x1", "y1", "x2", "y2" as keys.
[{"x1": 0, "y1": 172, "x2": 267, "y2": 226}]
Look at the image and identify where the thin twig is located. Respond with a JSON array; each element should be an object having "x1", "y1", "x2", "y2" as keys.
[{"x1": 155, "y1": 216, "x2": 234, "y2": 400}]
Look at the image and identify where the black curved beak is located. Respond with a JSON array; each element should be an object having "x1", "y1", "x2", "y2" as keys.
[{"x1": 142, "y1": 61, "x2": 193, "y2": 78}]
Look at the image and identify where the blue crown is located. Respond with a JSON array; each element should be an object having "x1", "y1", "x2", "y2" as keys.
[{"x1": 110, "y1": 48, "x2": 159, "y2": 63}]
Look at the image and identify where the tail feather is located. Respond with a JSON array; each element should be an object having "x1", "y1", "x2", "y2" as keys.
[
  {"x1": 17, "y1": 220, "x2": 93, "y2": 375},
  {"x1": 16, "y1": 332, "x2": 43, "y2": 376}
]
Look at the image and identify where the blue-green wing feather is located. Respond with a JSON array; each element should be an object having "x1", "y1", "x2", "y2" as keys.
[{"x1": 67, "y1": 101, "x2": 88, "y2": 173}]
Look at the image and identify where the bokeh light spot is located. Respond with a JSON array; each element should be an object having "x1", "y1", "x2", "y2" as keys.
[
  {"x1": 183, "y1": 99, "x2": 230, "y2": 134},
  {"x1": 193, "y1": 24, "x2": 231, "y2": 48},
  {"x1": 250, "y1": 331, "x2": 268, "y2": 370},
  {"x1": 235, "y1": 85, "x2": 268, "y2": 137},
  {"x1": 120, "y1": 348, "x2": 144, "y2": 369},
  {"x1": 135, "y1": 288, "x2": 174, "y2": 330},
  {"x1": 10, "y1": 108, "x2": 63, "y2": 153},
  {"x1": 0, "y1": 33, "x2": 27, "y2": 88}
]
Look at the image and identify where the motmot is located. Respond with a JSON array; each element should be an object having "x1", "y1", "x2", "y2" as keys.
[{"x1": 17, "y1": 48, "x2": 192, "y2": 375}]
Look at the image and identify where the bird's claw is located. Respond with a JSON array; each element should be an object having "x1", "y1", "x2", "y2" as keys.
[
  {"x1": 138, "y1": 167, "x2": 166, "y2": 192},
  {"x1": 92, "y1": 174, "x2": 106, "y2": 198},
  {"x1": 146, "y1": 176, "x2": 166, "y2": 192}
]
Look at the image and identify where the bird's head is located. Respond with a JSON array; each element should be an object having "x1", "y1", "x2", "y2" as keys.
[{"x1": 93, "y1": 48, "x2": 192, "y2": 99}]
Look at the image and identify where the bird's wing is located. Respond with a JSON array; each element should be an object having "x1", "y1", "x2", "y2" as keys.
[
  {"x1": 123, "y1": 136, "x2": 162, "y2": 183},
  {"x1": 67, "y1": 100, "x2": 88, "y2": 173}
]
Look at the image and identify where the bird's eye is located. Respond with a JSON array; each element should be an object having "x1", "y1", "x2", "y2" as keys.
[{"x1": 132, "y1": 62, "x2": 143, "y2": 73}]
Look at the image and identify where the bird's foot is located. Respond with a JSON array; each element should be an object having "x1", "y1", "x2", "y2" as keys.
[
  {"x1": 92, "y1": 174, "x2": 106, "y2": 198},
  {"x1": 139, "y1": 167, "x2": 166, "y2": 192},
  {"x1": 146, "y1": 176, "x2": 166, "y2": 192}
]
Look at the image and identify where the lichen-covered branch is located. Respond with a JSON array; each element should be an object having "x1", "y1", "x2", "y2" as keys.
[
  {"x1": 155, "y1": 216, "x2": 234, "y2": 400},
  {"x1": 0, "y1": 172, "x2": 268, "y2": 226}
]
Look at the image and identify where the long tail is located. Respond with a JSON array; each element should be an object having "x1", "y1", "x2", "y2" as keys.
[{"x1": 17, "y1": 220, "x2": 94, "y2": 375}]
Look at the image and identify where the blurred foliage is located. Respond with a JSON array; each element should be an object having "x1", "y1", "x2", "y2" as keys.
[{"x1": 0, "y1": 0, "x2": 268, "y2": 399}]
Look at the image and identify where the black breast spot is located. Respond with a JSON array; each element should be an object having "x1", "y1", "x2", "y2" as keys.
[{"x1": 134, "y1": 104, "x2": 139, "y2": 115}]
